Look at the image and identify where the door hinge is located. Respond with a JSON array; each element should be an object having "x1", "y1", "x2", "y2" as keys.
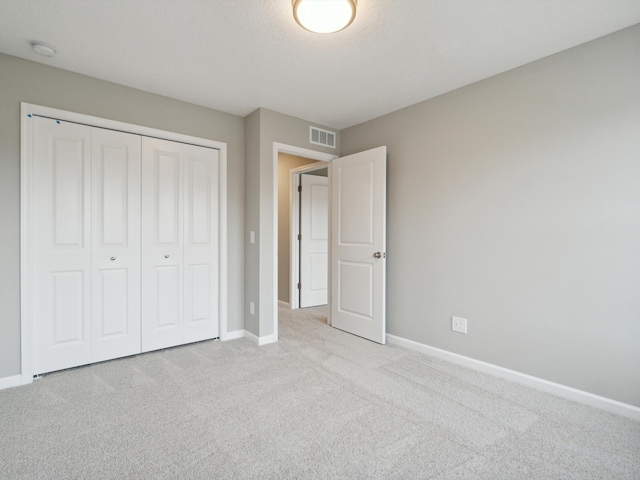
[
  {"x1": 298, "y1": 234, "x2": 301, "y2": 241},
  {"x1": 297, "y1": 283, "x2": 301, "y2": 290},
  {"x1": 297, "y1": 185, "x2": 302, "y2": 192}
]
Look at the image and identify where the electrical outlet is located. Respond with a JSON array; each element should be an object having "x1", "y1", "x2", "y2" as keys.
[
  {"x1": 249, "y1": 302, "x2": 255, "y2": 315},
  {"x1": 452, "y1": 316, "x2": 467, "y2": 334}
]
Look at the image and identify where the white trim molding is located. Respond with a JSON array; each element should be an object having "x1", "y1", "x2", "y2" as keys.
[
  {"x1": 243, "y1": 331, "x2": 277, "y2": 346},
  {"x1": 243, "y1": 330, "x2": 259, "y2": 344},
  {"x1": 386, "y1": 334, "x2": 640, "y2": 421},
  {"x1": 0, "y1": 375, "x2": 24, "y2": 391},
  {"x1": 221, "y1": 330, "x2": 245, "y2": 341},
  {"x1": 278, "y1": 301, "x2": 291, "y2": 309},
  {"x1": 258, "y1": 334, "x2": 277, "y2": 346}
]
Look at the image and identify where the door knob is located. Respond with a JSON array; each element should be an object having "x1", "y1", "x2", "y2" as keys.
[
  {"x1": 110, "y1": 257, "x2": 116, "y2": 261},
  {"x1": 373, "y1": 252, "x2": 385, "y2": 259},
  {"x1": 164, "y1": 254, "x2": 170, "y2": 258}
]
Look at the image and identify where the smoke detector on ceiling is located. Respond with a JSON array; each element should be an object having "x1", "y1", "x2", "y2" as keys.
[{"x1": 31, "y1": 41, "x2": 57, "y2": 58}]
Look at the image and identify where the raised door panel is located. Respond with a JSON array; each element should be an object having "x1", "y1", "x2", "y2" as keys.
[
  {"x1": 184, "y1": 146, "x2": 219, "y2": 342},
  {"x1": 51, "y1": 271, "x2": 86, "y2": 344},
  {"x1": 337, "y1": 162, "x2": 374, "y2": 246},
  {"x1": 157, "y1": 152, "x2": 181, "y2": 245},
  {"x1": 32, "y1": 117, "x2": 92, "y2": 373},
  {"x1": 156, "y1": 265, "x2": 181, "y2": 325},
  {"x1": 337, "y1": 261, "x2": 373, "y2": 318},
  {"x1": 141, "y1": 137, "x2": 185, "y2": 352},
  {"x1": 91, "y1": 128, "x2": 141, "y2": 362}
]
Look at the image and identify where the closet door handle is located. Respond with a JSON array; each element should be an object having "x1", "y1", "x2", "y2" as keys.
[
  {"x1": 110, "y1": 257, "x2": 116, "y2": 261},
  {"x1": 164, "y1": 254, "x2": 170, "y2": 259}
]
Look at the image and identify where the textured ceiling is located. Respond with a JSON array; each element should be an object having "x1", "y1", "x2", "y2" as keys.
[{"x1": 1, "y1": 0, "x2": 639, "y2": 129}]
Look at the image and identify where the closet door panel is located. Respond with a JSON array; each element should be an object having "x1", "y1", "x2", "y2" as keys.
[
  {"x1": 184, "y1": 146, "x2": 219, "y2": 342},
  {"x1": 157, "y1": 154, "x2": 180, "y2": 244},
  {"x1": 91, "y1": 128, "x2": 142, "y2": 362},
  {"x1": 50, "y1": 271, "x2": 86, "y2": 343},
  {"x1": 98, "y1": 269, "x2": 128, "y2": 334},
  {"x1": 156, "y1": 265, "x2": 181, "y2": 327},
  {"x1": 32, "y1": 118, "x2": 92, "y2": 374},
  {"x1": 141, "y1": 138, "x2": 185, "y2": 352}
]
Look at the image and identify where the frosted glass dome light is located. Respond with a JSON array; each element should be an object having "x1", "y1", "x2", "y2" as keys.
[{"x1": 293, "y1": 0, "x2": 357, "y2": 34}]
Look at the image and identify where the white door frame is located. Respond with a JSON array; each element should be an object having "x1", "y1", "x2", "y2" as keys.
[
  {"x1": 289, "y1": 163, "x2": 330, "y2": 310},
  {"x1": 272, "y1": 143, "x2": 336, "y2": 341},
  {"x1": 20, "y1": 103, "x2": 228, "y2": 386}
]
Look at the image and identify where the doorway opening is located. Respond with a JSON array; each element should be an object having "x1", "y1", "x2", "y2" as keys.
[
  {"x1": 290, "y1": 163, "x2": 329, "y2": 310},
  {"x1": 272, "y1": 143, "x2": 387, "y2": 345},
  {"x1": 278, "y1": 155, "x2": 323, "y2": 310},
  {"x1": 272, "y1": 143, "x2": 336, "y2": 342}
]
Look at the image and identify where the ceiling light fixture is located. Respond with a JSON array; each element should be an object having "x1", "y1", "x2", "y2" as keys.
[
  {"x1": 31, "y1": 41, "x2": 57, "y2": 58},
  {"x1": 293, "y1": 0, "x2": 356, "y2": 34}
]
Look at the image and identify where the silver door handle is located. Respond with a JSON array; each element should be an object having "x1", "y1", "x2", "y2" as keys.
[
  {"x1": 373, "y1": 252, "x2": 385, "y2": 259},
  {"x1": 110, "y1": 257, "x2": 116, "y2": 261},
  {"x1": 164, "y1": 254, "x2": 170, "y2": 258}
]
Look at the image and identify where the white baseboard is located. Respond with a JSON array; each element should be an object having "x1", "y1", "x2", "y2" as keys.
[
  {"x1": 386, "y1": 334, "x2": 640, "y2": 421},
  {"x1": 278, "y1": 301, "x2": 291, "y2": 309},
  {"x1": 243, "y1": 330, "x2": 277, "y2": 346},
  {"x1": 258, "y1": 334, "x2": 277, "y2": 346},
  {"x1": 243, "y1": 330, "x2": 259, "y2": 344},
  {"x1": 0, "y1": 375, "x2": 23, "y2": 391},
  {"x1": 221, "y1": 329, "x2": 245, "y2": 341}
]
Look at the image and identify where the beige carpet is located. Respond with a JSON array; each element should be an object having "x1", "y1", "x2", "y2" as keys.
[{"x1": 1, "y1": 305, "x2": 638, "y2": 479}]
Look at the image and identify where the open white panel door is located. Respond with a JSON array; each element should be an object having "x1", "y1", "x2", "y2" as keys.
[
  {"x1": 300, "y1": 174, "x2": 329, "y2": 307},
  {"x1": 331, "y1": 146, "x2": 386, "y2": 344}
]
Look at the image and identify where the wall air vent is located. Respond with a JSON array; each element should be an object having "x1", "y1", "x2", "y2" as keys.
[{"x1": 309, "y1": 126, "x2": 336, "y2": 149}]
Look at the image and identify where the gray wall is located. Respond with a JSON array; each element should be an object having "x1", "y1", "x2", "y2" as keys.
[
  {"x1": 0, "y1": 53, "x2": 245, "y2": 378},
  {"x1": 340, "y1": 25, "x2": 640, "y2": 407},
  {"x1": 243, "y1": 109, "x2": 261, "y2": 335},
  {"x1": 278, "y1": 154, "x2": 320, "y2": 304},
  {"x1": 244, "y1": 108, "x2": 338, "y2": 337}
]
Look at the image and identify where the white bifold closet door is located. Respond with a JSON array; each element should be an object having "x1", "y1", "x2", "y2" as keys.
[
  {"x1": 32, "y1": 117, "x2": 142, "y2": 374},
  {"x1": 141, "y1": 138, "x2": 219, "y2": 352},
  {"x1": 91, "y1": 128, "x2": 142, "y2": 362}
]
